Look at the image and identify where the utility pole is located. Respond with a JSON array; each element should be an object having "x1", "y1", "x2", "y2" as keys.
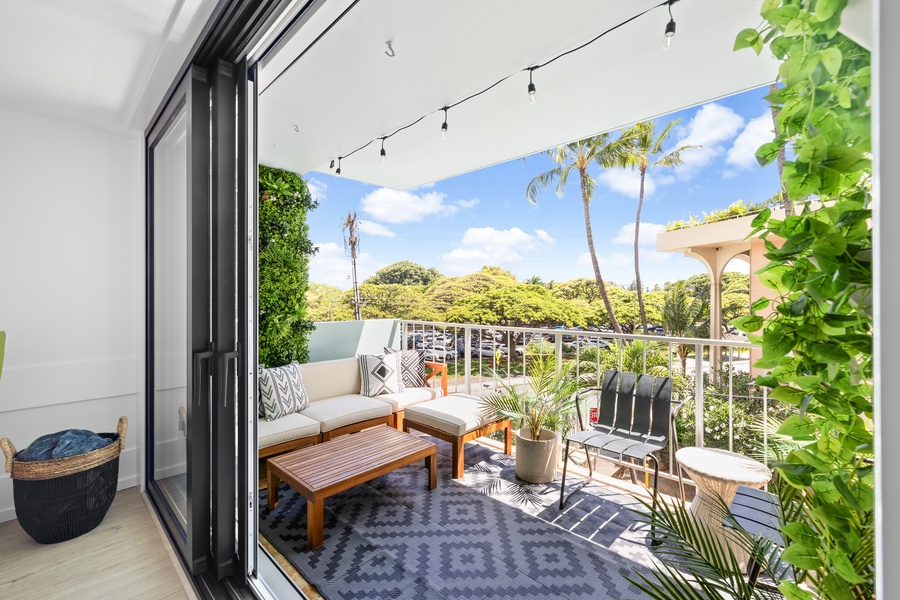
[{"x1": 341, "y1": 211, "x2": 362, "y2": 320}]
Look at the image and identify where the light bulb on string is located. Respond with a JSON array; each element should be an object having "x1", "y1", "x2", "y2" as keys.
[
  {"x1": 380, "y1": 138, "x2": 387, "y2": 164},
  {"x1": 662, "y1": 1, "x2": 677, "y2": 51},
  {"x1": 335, "y1": 157, "x2": 342, "y2": 176},
  {"x1": 527, "y1": 69, "x2": 536, "y2": 104},
  {"x1": 441, "y1": 107, "x2": 449, "y2": 140}
]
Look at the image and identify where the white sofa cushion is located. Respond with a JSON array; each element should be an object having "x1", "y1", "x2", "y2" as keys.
[
  {"x1": 374, "y1": 387, "x2": 443, "y2": 411},
  {"x1": 257, "y1": 412, "x2": 321, "y2": 449},
  {"x1": 298, "y1": 357, "x2": 361, "y2": 402},
  {"x1": 300, "y1": 394, "x2": 393, "y2": 432},
  {"x1": 403, "y1": 394, "x2": 491, "y2": 437}
]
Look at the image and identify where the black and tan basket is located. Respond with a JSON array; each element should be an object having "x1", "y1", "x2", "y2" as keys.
[{"x1": 1, "y1": 416, "x2": 127, "y2": 544}]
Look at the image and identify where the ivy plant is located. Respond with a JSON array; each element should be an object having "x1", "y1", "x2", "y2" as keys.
[
  {"x1": 629, "y1": 2, "x2": 873, "y2": 599},
  {"x1": 730, "y1": 1, "x2": 874, "y2": 598}
]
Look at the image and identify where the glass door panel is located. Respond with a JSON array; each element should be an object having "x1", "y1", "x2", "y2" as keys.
[{"x1": 147, "y1": 66, "x2": 211, "y2": 576}]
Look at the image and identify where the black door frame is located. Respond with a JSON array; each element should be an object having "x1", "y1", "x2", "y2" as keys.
[
  {"x1": 145, "y1": 64, "x2": 212, "y2": 577},
  {"x1": 145, "y1": 0, "x2": 310, "y2": 596}
]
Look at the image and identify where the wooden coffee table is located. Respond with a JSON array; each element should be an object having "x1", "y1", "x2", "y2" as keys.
[{"x1": 266, "y1": 425, "x2": 437, "y2": 548}]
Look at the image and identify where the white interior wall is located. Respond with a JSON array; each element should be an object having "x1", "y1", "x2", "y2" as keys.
[{"x1": 0, "y1": 104, "x2": 143, "y2": 523}]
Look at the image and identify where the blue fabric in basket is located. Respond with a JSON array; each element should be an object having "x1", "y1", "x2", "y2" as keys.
[{"x1": 17, "y1": 429, "x2": 112, "y2": 462}]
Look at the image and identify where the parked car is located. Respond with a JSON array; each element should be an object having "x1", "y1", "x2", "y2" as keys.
[{"x1": 424, "y1": 345, "x2": 456, "y2": 361}]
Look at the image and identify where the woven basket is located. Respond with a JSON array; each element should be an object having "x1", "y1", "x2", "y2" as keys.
[{"x1": 1, "y1": 416, "x2": 127, "y2": 544}]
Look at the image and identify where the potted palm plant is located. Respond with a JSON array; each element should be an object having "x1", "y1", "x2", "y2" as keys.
[{"x1": 480, "y1": 355, "x2": 586, "y2": 483}]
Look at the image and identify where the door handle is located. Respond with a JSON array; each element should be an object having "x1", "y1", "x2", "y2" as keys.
[
  {"x1": 193, "y1": 350, "x2": 213, "y2": 407},
  {"x1": 220, "y1": 350, "x2": 240, "y2": 408}
]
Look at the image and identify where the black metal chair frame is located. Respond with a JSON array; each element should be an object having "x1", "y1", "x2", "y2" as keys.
[{"x1": 559, "y1": 370, "x2": 683, "y2": 514}]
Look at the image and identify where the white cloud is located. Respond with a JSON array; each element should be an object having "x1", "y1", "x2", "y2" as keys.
[
  {"x1": 309, "y1": 242, "x2": 382, "y2": 289},
  {"x1": 440, "y1": 227, "x2": 555, "y2": 275},
  {"x1": 456, "y1": 198, "x2": 480, "y2": 209},
  {"x1": 672, "y1": 103, "x2": 745, "y2": 179},
  {"x1": 599, "y1": 169, "x2": 656, "y2": 199},
  {"x1": 611, "y1": 222, "x2": 667, "y2": 247},
  {"x1": 358, "y1": 220, "x2": 396, "y2": 238},
  {"x1": 307, "y1": 178, "x2": 327, "y2": 201},
  {"x1": 726, "y1": 112, "x2": 775, "y2": 170},
  {"x1": 360, "y1": 188, "x2": 478, "y2": 224}
]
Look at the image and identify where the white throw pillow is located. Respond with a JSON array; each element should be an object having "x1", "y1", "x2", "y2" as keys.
[
  {"x1": 359, "y1": 353, "x2": 405, "y2": 396},
  {"x1": 383, "y1": 347, "x2": 426, "y2": 388},
  {"x1": 258, "y1": 361, "x2": 310, "y2": 421}
]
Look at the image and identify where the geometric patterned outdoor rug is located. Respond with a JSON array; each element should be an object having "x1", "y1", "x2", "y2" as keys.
[{"x1": 259, "y1": 436, "x2": 659, "y2": 599}]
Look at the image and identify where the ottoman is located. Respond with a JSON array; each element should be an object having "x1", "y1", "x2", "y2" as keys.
[{"x1": 402, "y1": 394, "x2": 512, "y2": 478}]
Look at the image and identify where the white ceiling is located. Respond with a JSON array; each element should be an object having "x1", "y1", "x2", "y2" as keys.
[
  {"x1": 258, "y1": 0, "x2": 788, "y2": 190},
  {"x1": 0, "y1": 0, "x2": 219, "y2": 132}
]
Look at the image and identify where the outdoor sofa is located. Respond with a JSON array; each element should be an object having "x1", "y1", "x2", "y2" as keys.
[{"x1": 257, "y1": 354, "x2": 447, "y2": 458}]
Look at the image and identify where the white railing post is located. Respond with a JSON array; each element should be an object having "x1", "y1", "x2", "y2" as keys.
[
  {"x1": 695, "y1": 343, "x2": 705, "y2": 448},
  {"x1": 728, "y1": 348, "x2": 734, "y2": 452},
  {"x1": 464, "y1": 326, "x2": 472, "y2": 395},
  {"x1": 555, "y1": 334, "x2": 563, "y2": 373},
  {"x1": 400, "y1": 321, "x2": 407, "y2": 351}
]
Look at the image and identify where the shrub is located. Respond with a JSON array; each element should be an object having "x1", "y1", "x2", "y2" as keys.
[{"x1": 258, "y1": 166, "x2": 318, "y2": 367}]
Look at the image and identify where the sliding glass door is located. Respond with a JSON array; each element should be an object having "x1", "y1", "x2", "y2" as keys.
[{"x1": 146, "y1": 66, "x2": 213, "y2": 576}]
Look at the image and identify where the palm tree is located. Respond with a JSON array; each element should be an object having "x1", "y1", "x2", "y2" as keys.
[
  {"x1": 526, "y1": 133, "x2": 634, "y2": 333},
  {"x1": 662, "y1": 280, "x2": 709, "y2": 373},
  {"x1": 620, "y1": 120, "x2": 698, "y2": 333}
]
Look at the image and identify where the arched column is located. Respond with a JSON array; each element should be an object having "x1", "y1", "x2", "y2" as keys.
[{"x1": 684, "y1": 245, "x2": 750, "y2": 380}]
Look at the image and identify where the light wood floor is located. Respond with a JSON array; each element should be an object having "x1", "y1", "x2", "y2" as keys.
[{"x1": 0, "y1": 487, "x2": 196, "y2": 600}]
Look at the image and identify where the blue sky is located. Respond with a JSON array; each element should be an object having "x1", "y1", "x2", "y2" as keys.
[{"x1": 303, "y1": 85, "x2": 780, "y2": 289}]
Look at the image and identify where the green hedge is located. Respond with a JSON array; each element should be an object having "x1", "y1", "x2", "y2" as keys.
[{"x1": 258, "y1": 166, "x2": 318, "y2": 367}]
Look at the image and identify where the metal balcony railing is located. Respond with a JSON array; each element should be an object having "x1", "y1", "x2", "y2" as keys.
[{"x1": 398, "y1": 320, "x2": 774, "y2": 485}]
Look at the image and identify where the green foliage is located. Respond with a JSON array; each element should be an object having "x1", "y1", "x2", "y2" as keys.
[
  {"x1": 665, "y1": 197, "x2": 781, "y2": 231},
  {"x1": 425, "y1": 266, "x2": 517, "y2": 313},
  {"x1": 573, "y1": 340, "x2": 670, "y2": 385},
  {"x1": 734, "y1": 2, "x2": 873, "y2": 597},
  {"x1": 258, "y1": 166, "x2": 318, "y2": 367},
  {"x1": 358, "y1": 283, "x2": 438, "y2": 321},
  {"x1": 675, "y1": 367, "x2": 794, "y2": 458},
  {"x1": 305, "y1": 283, "x2": 353, "y2": 322},
  {"x1": 480, "y1": 355, "x2": 588, "y2": 438},
  {"x1": 364, "y1": 261, "x2": 442, "y2": 286},
  {"x1": 446, "y1": 284, "x2": 584, "y2": 328}
]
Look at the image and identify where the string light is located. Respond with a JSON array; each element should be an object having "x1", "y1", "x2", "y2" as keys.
[
  {"x1": 663, "y1": 0, "x2": 678, "y2": 51},
  {"x1": 328, "y1": 1, "x2": 676, "y2": 172},
  {"x1": 527, "y1": 69, "x2": 536, "y2": 104}
]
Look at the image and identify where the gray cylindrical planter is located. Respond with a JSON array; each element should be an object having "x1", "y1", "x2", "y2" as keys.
[{"x1": 514, "y1": 428, "x2": 560, "y2": 483}]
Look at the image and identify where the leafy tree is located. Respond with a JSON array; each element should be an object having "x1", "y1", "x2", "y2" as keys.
[
  {"x1": 526, "y1": 132, "x2": 636, "y2": 333},
  {"x1": 364, "y1": 261, "x2": 442, "y2": 286},
  {"x1": 258, "y1": 166, "x2": 317, "y2": 367},
  {"x1": 620, "y1": 119, "x2": 698, "y2": 333},
  {"x1": 425, "y1": 266, "x2": 517, "y2": 313},
  {"x1": 446, "y1": 285, "x2": 584, "y2": 331},
  {"x1": 357, "y1": 283, "x2": 437, "y2": 321},
  {"x1": 306, "y1": 283, "x2": 353, "y2": 322}
]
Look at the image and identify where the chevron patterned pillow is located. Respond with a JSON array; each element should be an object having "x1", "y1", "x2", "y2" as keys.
[
  {"x1": 258, "y1": 361, "x2": 310, "y2": 421},
  {"x1": 359, "y1": 353, "x2": 405, "y2": 396},
  {"x1": 383, "y1": 347, "x2": 426, "y2": 388}
]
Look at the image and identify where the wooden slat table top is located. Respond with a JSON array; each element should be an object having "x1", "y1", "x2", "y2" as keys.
[{"x1": 267, "y1": 425, "x2": 436, "y2": 500}]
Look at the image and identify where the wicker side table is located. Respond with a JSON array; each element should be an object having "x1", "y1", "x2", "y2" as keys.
[{"x1": 676, "y1": 447, "x2": 771, "y2": 565}]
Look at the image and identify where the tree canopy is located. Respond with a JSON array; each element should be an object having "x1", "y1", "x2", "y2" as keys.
[{"x1": 364, "y1": 261, "x2": 442, "y2": 286}]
